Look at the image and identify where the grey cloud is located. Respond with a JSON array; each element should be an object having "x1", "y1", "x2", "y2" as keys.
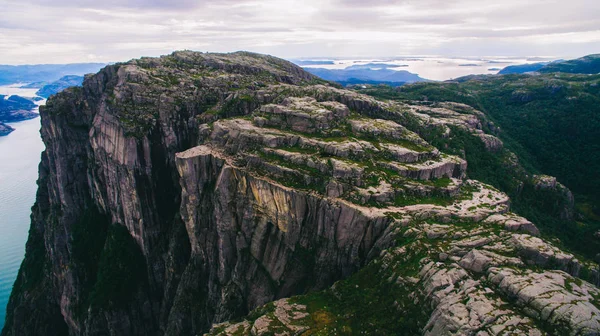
[
  {"x1": 442, "y1": 22, "x2": 600, "y2": 40},
  {"x1": 9, "y1": 0, "x2": 262, "y2": 10},
  {"x1": 336, "y1": 0, "x2": 449, "y2": 7},
  {"x1": 13, "y1": 0, "x2": 201, "y2": 10},
  {"x1": 0, "y1": 0, "x2": 598, "y2": 64}
]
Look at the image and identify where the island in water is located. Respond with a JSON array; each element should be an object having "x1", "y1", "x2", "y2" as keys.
[{"x1": 0, "y1": 95, "x2": 39, "y2": 136}]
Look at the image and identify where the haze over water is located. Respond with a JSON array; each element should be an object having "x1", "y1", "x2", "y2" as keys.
[{"x1": 298, "y1": 56, "x2": 557, "y2": 81}]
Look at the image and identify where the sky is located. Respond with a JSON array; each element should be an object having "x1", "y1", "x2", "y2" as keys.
[{"x1": 0, "y1": 0, "x2": 599, "y2": 64}]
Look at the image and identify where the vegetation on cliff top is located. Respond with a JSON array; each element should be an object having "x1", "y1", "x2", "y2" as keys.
[{"x1": 354, "y1": 72, "x2": 600, "y2": 260}]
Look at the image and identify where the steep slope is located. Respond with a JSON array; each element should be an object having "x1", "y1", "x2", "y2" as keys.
[{"x1": 2, "y1": 51, "x2": 599, "y2": 336}]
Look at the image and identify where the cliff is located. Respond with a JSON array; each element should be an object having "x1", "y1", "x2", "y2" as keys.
[{"x1": 2, "y1": 51, "x2": 599, "y2": 336}]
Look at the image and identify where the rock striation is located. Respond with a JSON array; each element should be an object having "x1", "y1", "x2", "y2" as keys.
[{"x1": 2, "y1": 51, "x2": 598, "y2": 336}]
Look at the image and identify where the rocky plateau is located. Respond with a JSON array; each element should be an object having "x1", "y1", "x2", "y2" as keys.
[{"x1": 2, "y1": 51, "x2": 598, "y2": 336}]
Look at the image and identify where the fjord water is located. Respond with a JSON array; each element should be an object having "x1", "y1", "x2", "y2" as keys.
[
  {"x1": 0, "y1": 85, "x2": 45, "y2": 329},
  {"x1": 0, "y1": 118, "x2": 44, "y2": 329}
]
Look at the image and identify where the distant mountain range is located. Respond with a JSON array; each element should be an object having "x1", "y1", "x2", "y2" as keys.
[
  {"x1": 344, "y1": 63, "x2": 409, "y2": 70},
  {"x1": 0, "y1": 122, "x2": 14, "y2": 136},
  {"x1": 498, "y1": 63, "x2": 549, "y2": 74},
  {"x1": 336, "y1": 79, "x2": 408, "y2": 87},
  {"x1": 35, "y1": 75, "x2": 85, "y2": 98},
  {"x1": 288, "y1": 60, "x2": 335, "y2": 66},
  {"x1": 538, "y1": 54, "x2": 600, "y2": 74},
  {"x1": 303, "y1": 67, "x2": 426, "y2": 86},
  {"x1": 0, "y1": 95, "x2": 39, "y2": 135},
  {"x1": 497, "y1": 55, "x2": 600, "y2": 75},
  {"x1": 0, "y1": 63, "x2": 105, "y2": 86},
  {"x1": 0, "y1": 67, "x2": 92, "y2": 135},
  {"x1": 0, "y1": 95, "x2": 38, "y2": 120},
  {"x1": 0, "y1": 75, "x2": 87, "y2": 135}
]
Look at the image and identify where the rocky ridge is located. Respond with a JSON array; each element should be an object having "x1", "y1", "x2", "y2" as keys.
[{"x1": 2, "y1": 51, "x2": 598, "y2": 336}]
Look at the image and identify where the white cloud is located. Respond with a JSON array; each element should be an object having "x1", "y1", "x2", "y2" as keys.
[{"x1": 0, "y1": 0, "x2": 598, "y2": 64}]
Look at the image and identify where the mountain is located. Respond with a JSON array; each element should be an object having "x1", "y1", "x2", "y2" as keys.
[
  {"x1": 0, "y1": 95, "x2": 38, "y2": 128},
  {"x1": 498, "y1": 62, "x2": 548, "y2": 74},
  {"x1": 0, "y1": 95, "x2": 39, "y2": 136},
  {"x1": 289, "y1": 60, "x2": 335, "y2": 66},
  {"x1": 19, "y1": 81, "x2": 48, "y2": 89},
  {"x1": 0, "y1": 122, "x2": 14, "y2": 136},
  {"x1": 2, "y1": 51, "x2": 599, "y2": 336},
  {"x1": 344, "y1": 63, "x2": 409, "y2": 70},
  {"x1": 35, "y1": 75, "x2": 84, "y2": 98},
  {"x1": 0, "y1": 63, "x2": 105, "y2": 85},
  {"x1": 336, "y1": 79, "x2": 407, "y2": 87},
  {"x1": 304, "y1": 67, "x2": 426, "y2": 86},
  {"x1": 539, "y1": 54, "x2": 600, "y2": 74}
]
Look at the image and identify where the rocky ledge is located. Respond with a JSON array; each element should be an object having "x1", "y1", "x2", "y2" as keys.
[
  {"x1": 2, "y1": 51, "x2": 598, "y2": 336},
  {"x1": 208, "y1": 213, "x2": 600, "y2": 335}
]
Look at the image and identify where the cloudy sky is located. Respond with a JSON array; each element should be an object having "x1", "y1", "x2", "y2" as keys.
[{"x1": 0, "y1": 0, "x2": 599, "y2": 64}]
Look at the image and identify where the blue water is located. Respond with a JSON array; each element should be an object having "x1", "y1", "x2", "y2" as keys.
[{"x1": 0, "y1": 117, "x2": 45, "y2": 330}]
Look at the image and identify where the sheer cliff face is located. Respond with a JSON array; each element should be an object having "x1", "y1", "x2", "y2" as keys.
[
  {"x1": 3, "y1": 51, "x2": 599, "y2": 336},
  {"x1": 1, "y1": 52, "x2": 396, "y2": 336}
]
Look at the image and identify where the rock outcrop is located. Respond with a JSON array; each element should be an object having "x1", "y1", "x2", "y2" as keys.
[
  {"x1": 211, "y1": 209, "x2": 600, "y2": 335},
  {"x1": 532, "y1": 174, "x2": 575, "y2": 220},
  {"x1": 3, "y1": 51, "x2": 598, "y2": 336}
]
